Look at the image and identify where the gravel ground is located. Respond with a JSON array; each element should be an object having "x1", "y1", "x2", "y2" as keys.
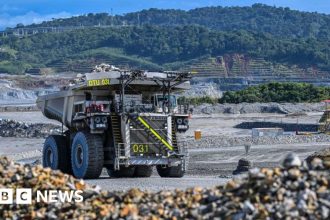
[
  {"x1": 185, "y1": 112, "x2": 322, "y2": 137},
  {"x1": 0, "y1": 110, "x2": 329, "y2": 192},
  {"x1": 1, "y1": 155, "x2": 329, "y2": 219},
  {"x1": 1, "y1": 136, "x2": 329, "y2": 191},
  {"x1": 189, "y1": 143, "x2": 330, "y2": 177},
  {"x1": 0, "y1": 137, "x2": 229, "y2": 191},
  {"x1": 193, "y1": 102, "x2": 325, "y2": 114},
  {"x1": 86, "y1": 175, "x2": 227, "y2": 192},
  {"x1": 184, "y1": 134, "x2": 330, "y2": 149}
]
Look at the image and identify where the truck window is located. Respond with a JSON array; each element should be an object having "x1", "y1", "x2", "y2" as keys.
[{"x1": 156, "y1": 95, "x2": 177, "y2": 108}]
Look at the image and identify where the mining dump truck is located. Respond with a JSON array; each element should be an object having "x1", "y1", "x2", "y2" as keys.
[{"x1": 37, "y1": 68, "x2": 192, "y2": 179}]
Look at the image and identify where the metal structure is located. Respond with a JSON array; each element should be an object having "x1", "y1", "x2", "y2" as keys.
[
  {"x1": 37, "y1": 68, "x2": 192, "y2": 179},
  {"x1": 318, "y1": 100, "x2": 330, "y2": 134}
]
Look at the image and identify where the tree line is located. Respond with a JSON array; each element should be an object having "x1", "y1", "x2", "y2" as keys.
[
  {"x1": 220, "y1": 82, "x2": 330, "y2": 103},
  {"x1": 20, "y1": 4, "x2": 330, "y2": 40}
]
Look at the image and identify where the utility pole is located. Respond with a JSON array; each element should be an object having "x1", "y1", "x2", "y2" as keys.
[
  {"x1": 137, "y1": 13, "x2": 140, "y2": 26},
  {"x1": 111, "y1": 8, "x2": 113, "y2": 26}
]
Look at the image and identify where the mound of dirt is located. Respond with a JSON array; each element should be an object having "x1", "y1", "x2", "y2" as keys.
[{"x1": 0, "y1": 154, "x2": 328, "y2": 219}]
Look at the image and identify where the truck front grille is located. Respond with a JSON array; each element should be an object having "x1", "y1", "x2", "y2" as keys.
[{"x1": 130, "y1": 116, "x2": 168, "y2": 156}]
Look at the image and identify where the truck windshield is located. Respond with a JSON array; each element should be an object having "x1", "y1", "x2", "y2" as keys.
[{"x1": 156, "y1": 95, "x2": 177, "y2": 108}]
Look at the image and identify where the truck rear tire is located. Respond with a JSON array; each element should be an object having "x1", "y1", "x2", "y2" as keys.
[
  {"x1": 134, "y1": 166, "x2": 153, "y2": 177},
  {"x1": 156, "y1": 164, "x2": 185, "y2": 178},
  {"x1": 107, "y1": 166, "x2": 135, "y2": 178},
  {"x1": 43, "y1": 135, "x2": 71, "y2": 174},
  {"x1": 71, "y1": 131, "x2": 104, "y2": 179}
]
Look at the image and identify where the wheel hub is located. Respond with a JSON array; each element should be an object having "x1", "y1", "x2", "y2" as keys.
[
  {"x1": 46, "y1": 148, "x2": 53, "y2": 166},
  {"x1": 76, "y1": 144, "x2": 84, "y2": 168}
]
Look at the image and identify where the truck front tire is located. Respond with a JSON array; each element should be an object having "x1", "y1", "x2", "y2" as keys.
[
  {"x1": 43, "y1": 135, "x2": 71, "y2": 173},
  {"x1": 156, "y1": 164, "x2": 185, "y2": 178},
  {"x1": 71, "y1": 131, "x2": 104, "y2": 179}
]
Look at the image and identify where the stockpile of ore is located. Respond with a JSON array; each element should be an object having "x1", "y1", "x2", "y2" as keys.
[
  {"x1": 92, "y1": 63, "x2": 120, "y2": 72},
  {"x1": 0, "y1": 155, "x2": 329, "y2": 219},
  {"x1": 0, "y1": 119, "x2": 61, "y2": 138}
]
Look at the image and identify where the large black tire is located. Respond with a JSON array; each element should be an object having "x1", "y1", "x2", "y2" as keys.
[
  {"x1": 71, "y1": 131, "x2": 104, "y2": 179},
  {"x1": 156, "y1": 164, "x2": 185, "y2": 178},
  {"x1": 134, "y1": 166, "x2": 153, "y2": 177},
  {"x1": 43, "y1": 135, "x2": 71, "y2": 174},
  {"x1": 107, "y1": 166, "x2": 135, "y2": 178}
]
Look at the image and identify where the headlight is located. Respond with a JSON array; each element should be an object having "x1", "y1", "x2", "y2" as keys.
[
  {"x1": 94, "y1": 117, "x2": 101, "y2": 123},
  {"x1": 176, "y1": 118, "x2": 183, "y2": 124},
  {"x1": 183, "y1": 118, "x2": 189, "y2": 125},
  {"x1": 102, "y1": 116, "x2": 107, "y2": 123}
]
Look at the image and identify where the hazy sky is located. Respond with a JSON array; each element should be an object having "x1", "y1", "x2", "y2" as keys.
[{"x1": 0, "y1": 0, "x2": 329, "y2": 30}]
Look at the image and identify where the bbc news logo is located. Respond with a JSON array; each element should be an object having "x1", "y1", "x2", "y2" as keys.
[{"x1": 0, "y1": 189, "x2": 83, "y2": 204}]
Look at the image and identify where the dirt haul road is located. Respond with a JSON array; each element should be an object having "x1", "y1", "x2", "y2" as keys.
[{"x1": 1, "y1": 111, "x2": 330, "y2": 191}]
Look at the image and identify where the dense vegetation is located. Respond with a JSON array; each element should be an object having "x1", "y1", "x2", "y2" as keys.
[
  {"x1": 220, "y1": 82, "x2": 330, "y2": 103},
  {"x1": 23, "y1": 4, "x2": 330, "y2": 39},
  {"x1": 1, "y1": 25, "x2": 329, "y2": 74},
  {"x1": 1, "y1": 4, "x2": 330, "y2": 74}
]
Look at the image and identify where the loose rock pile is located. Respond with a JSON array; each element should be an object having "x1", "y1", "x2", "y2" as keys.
[
  {"x1": 0, "y1": 119, "x2": 61, "y2": 138},
  {"x1": 306, "y1": 148, "x2": 330, "y2": 167},
  {"x1": 0, "y1": 154, "x2": 329, "y2": 219},
  {"x1": 92, "y1": 63, "x2": 120, "y2": 72},
  {"x1": 0, "y1": 106, "x2": 38, "y2": 112}
]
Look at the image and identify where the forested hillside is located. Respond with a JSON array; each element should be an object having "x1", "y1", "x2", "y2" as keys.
[
  {"x1": 24, "y1": 4, "x2": 330, "y2": 39},
  {"x1": 0, "y1": 4, "x2": 330, "y2": 74}
]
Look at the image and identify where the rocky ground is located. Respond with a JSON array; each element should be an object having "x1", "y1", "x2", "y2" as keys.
[
  {"x1": 193, "y1": 102, "x2": 325, "y2": 114},
  {"x1": 0, "y1": 105, "x2": 329, "y2": 219},
  {"x1": 185, "y1": 134, "x2": 330, "y2": 149},
  {"x1": 0, "y1": 154, "x2": 329, "y2": 219},
  {"x1": 1, "y1": 110, "x2": 329, "y2": 192}
]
